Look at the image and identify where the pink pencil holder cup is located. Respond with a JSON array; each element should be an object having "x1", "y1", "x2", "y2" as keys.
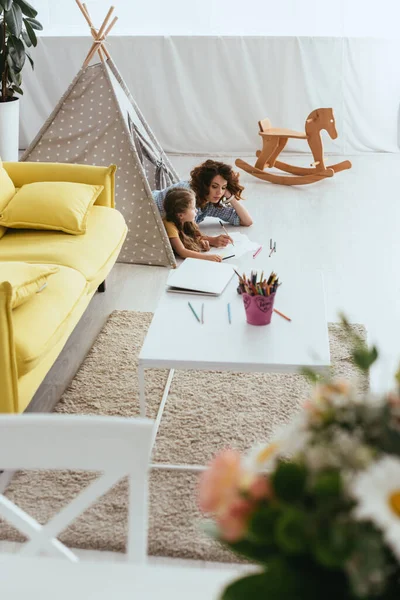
[{"x1": 242, "y1": 292, "x2": 276, "y2": 326}]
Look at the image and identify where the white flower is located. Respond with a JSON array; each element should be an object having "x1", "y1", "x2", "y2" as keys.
[
  {"x1": 243, "y1": 414, "x2": 310, "y2": 473},
  {"x1": 350, "y1": 456, "x2": 400, "y2": 560}
]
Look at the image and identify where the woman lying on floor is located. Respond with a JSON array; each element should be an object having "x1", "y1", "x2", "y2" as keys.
[{"x1": 152, "y1": 159, "x2": 253, "y2": 248}]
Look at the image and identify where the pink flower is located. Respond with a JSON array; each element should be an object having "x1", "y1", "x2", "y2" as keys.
[
  {"x1": 198, "y1": 449, "x2": 272, "y2": 543},
  {"x1": 248, "y1": 476, "x2": 271, "y2": 500},
  {"x1": 198, "y1": 449, "x2": 242, "y2": 514},
  {"x1": 218, "y1": 497, "x2": 253, "y2": 542}
]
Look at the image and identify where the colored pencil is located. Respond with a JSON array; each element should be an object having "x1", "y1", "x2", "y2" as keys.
[
  {"x1": 188, "y1": 301, "x2": 200, "y2": 323},
  {"x1": 273, "y1": 308, "x2": 291, "y2": 322},
  {"x1": 219, "y1": 220, "x2": 235, "y2": 245},
  {"x1": 253, "y1": 246, "x2": 263, "y2": 259},
  {"x1": 222, "y1": 254, "x2": 235, "y2": 260},
  {"x1": 269, "y1": 247, "x2": 275, "y2": 257},
  {"x1": 201, "y1": 302, "x2": 204, "y2": 324},
  {"x1": 227, "y1": 302, "x2": 232, "y2": 324}
]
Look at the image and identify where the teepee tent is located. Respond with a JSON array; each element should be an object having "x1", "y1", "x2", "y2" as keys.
[{"x1": 22, "y1": 2, "x2": 178, "y2": 267}]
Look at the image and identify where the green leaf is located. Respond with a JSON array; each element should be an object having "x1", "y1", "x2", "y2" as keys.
[
  {"x1": 352, "y1": 345, "x2": 378, "y2": 373},
  {"x1": 7, "y1": 35, "x2": 25, "y2": 72},
  {"x1": 312, "y1": 469, "x2": 342, "y2": 502},
  {"x1": 6, "y1": 55, "x2": 21, "y2": 86},
  {"x1": 299, "y1": 367, "x2": 323, "y2": 384},
  {"x1": 23, "y1": 16, "x2": 42, "y2": 30},
  {"x1": 5, "y1": 2, "x2": 23, "y2": 37},
  {"x1": 275, "y1": 508, "x2": 308, "y2": 555},
  {"x1": 271, "y1": 461, "x2": 307, "y2": 502},
  {"x1": 23, "y1": 18, "x2": 37, "y2": 46},
  {"x1": 221, "y1": 573, "x2": 271, "y2": 600},
  {"x1": 21, "y1": 29, "x2": 33, "y2": 47},
  {"x1": 227, "y1": 537, "x2": 275, "y2": 564},
  {"x1": 0, "y1": 0, "x2": 13, "y2": 10},
  {"x1": 11, "y1": 84, "x2": 23, "y2": 94},
  {"x1": 248, "y1": 504, "x2": 280, "y2": 545},
  {"x1": 25, "y1": 49, "x2": 33, "y2": 69},
  {"x1": 312, "y1": 523, "x2": 353, "y2": 569},
  {"x1": 14, "y1": 0, "x2": 37, "y2": 18}
]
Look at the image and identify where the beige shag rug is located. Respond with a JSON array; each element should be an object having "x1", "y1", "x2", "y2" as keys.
[{"x1": 1, "y1": 311, "x2": 368, "y2": 562}]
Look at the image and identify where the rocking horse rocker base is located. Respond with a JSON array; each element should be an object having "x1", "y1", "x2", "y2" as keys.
[{"x1": 236, "y1": 108, "x2": 351, "y2": 186}]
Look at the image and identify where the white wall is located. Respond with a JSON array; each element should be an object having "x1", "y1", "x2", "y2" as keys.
[{"x1": 34, "y1": 0, "x2": 400, "y2": 37}]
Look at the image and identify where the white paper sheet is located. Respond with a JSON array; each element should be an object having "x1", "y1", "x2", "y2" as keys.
[{"x1": 203, "y1": 232, "x2": 260, "y2": 259}]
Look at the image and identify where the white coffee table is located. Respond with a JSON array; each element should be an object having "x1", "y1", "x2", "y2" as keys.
[{"x1": 138, "y1": 264, "x2": 330, "y2": 455}]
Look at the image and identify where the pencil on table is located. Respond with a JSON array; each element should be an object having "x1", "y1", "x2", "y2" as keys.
[
  {"x1": 201, "y1": 302, "x2": 204, "y2": 324},
  {"x1": 227, "y1": 302, "x2": 232, "y2": 324},
  {"x1": 219, "y1": 220, "x2": 235, "y2": 246},
  {"x1": 273, "y1": 308, "x2": 291, "y2": 322},
  {"x1": 188, "y1": 301, "x2": 200, "y2": 323}
]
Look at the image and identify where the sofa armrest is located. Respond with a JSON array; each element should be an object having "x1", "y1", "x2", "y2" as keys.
[
  {"x1": 0, "y1": 282, "x2": 19, "y2": 414},
  {"x1": 3, "y1": 162, "x2": 117, "y2": 209}
]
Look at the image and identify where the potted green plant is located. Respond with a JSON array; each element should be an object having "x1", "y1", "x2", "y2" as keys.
[{"x1": 0, "y1": 0, "x2": 42, "y2": 160}]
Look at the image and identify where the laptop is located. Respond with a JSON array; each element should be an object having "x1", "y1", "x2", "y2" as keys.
[{"x1": 166, "y1": 258, "x2": 236, "y2": 296}]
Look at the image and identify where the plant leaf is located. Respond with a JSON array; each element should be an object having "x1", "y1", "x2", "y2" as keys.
[
  {"x1": 0, "y1": 0, "x2": 13, "y2": 11},
  {"x1": 5, "y1": 2, "x2": 23, "y2": 37},
  {"x1": 7, "y1": 35, "x2": 25, "y2": 72},
  {"x1": 11, "y1": 84, "x2": 23, "y2": 95},
  {"x1": 221, "y1": 573, "x2": 272, "y2": 600},
  {"x1": 275, "y1": 508, "x2": 308, "y2": 555},
  {"x1": 21, "y1": 29, "x2": 32, "y2": 47},
  {"x1": 23, "y1": 16, "x2": 43, "y2": 30},
  {"x1": 13, "y1": 0, "x2": 37, "y2": 18},
  {"x1": 23, "y1": 18, "x2": 37, "y2": 46},
  {"x1": 6, "y1": 55, "x2": 22, "y2": 86},
  {"x1": 25, "y1": 48, "x2": 33, "y2": 69},
  {"x1": 271, "y1": 461, "x2": 307, "y2": 503}
]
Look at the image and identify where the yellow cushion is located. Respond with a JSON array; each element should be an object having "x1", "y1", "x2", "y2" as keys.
[
  {"x1": 0, "y1": 262, "x2": 59, "y2": 308},
  {"x1": 13, "y1": 265, "x2": 87, "y2": 376},
  {"x1": 0, "y1": 182, "x2": 104, "y2": 235},
  {"x1": 0, "y1": 159, "x2": 15, "y2": 210},
  {"x1": 0, "y1": 206, "x2": 127, "y2": 285},
  {"x1": 0, "y1": 227, "x2": 7, "y2": 240},
  {"x1": 3, "y1": 162, "x2": 116, "y2": 208}
]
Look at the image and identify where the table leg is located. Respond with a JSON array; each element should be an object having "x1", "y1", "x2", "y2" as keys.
[
  {"x1": 138, "y1": 362, "x2": 146, "y2": 418},
  {"x1": 151, "y1": 369, "x2": 175, "y2": 448}
]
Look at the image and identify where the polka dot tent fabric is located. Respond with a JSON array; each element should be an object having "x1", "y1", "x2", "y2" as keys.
[{"x1": 21, "y1": 59, "x2": 178, "y2": 267}]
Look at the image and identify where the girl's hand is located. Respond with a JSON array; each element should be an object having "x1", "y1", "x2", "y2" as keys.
[
  {"x1": 200, "y1": 239, "x2": 210, "y2": 251},
  {"x1": 210, "y1": 234, "x2": 233, "y2": 248},
  {"x1": 204, "y1": 254, "x2": 222, "y2": 262}
]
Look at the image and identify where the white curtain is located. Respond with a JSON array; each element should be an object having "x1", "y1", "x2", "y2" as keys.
[{"x1": 21, "y1": 36, "x2": 400, "y2": 154}]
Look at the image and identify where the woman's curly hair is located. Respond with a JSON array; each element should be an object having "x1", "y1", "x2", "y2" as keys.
[
  {"x1": 164, "y1": 187, "x2": 204, "y2": 252},
  {"x1": 190, "y1": 160, "x2": 245, "y2": 209}
]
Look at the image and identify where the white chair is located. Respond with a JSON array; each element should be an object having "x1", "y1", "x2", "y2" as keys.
[{"x1": 0, "y1": 414, "x2": 154, "y2": 563}]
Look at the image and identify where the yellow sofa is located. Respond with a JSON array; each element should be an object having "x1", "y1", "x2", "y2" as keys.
[{"x1": 0, "y1": 162, "x2": 127, "y2": 414}]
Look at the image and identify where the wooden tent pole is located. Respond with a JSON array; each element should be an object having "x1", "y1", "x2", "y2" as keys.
[
  {"x1": 76, "y1": 0, "x2": 117, "y2": 67},
  {"x1": 102, "y1": 16, "x2": 118, "y2": 39},
  {"x1": 96, "y1": 6, "x2": 115, "y2": 40},
  {"x1": 82, "y1": 16, "x2": 118, "y2": 66},
  {"x1": 81, "y1": 2, "x2": 107, "y2": 62}
]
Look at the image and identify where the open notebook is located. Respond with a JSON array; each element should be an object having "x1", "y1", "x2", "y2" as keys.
[{"x1": 166, "y1": 258, "x2": 236, "y2": 296}]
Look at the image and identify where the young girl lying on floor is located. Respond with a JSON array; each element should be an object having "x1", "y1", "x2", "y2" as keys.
[{"x1": 163, "y1": 187, "x2": 225, "y2": 262}]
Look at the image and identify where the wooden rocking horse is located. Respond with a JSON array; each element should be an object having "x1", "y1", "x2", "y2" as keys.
[{"x1": 236, "y1": 108, "x2": 351, "y2": 186}]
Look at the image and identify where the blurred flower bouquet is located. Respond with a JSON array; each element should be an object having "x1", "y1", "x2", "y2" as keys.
[{"x1": 198, "y1": 317, "x2": 400, "y2": 599}]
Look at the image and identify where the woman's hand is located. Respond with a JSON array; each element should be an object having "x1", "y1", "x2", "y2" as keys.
[
  {"x1": 200, "y1": 239, "x2": 210, "y2": 251},
  {"x1": 204, "y1": 254, "x2": 222, "y2": 262},
  {"x1": 209, "y1": 234, "x2": 233, "y2": 248}
]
